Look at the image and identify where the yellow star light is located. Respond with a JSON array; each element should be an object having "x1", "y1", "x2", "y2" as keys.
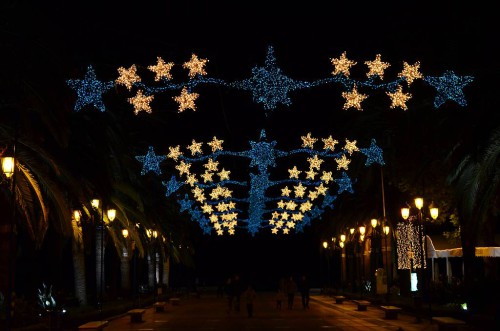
[
  {"x1": 175, "y1": 160, "x2": 191, "y2": 175},
  {"x1": 218, "y1": 168, "x2": 231, "y2": 181},
  {"x1": 331, "y1": 52, "x2": 357, "y2": 77},
  {"x1": 201, "y1": 203, "x2": 213, "y2": 214},
  {"x1": 281, "y1": 211, "x2": 290, "y2": 220},
  {"x1": 182, "y1": 53, "x2": 209, "y2": 78},
  {"x1": 277, "y1": 200, "x2": 286, "y2": 209},
  {"x1": 342, "y1": 85, "x2": 367, "y2": 110},
  {"x1": 192, "y1": 186, "x2": 204, "y2": 198},
  {"x1": 335, "y1": 154, "x2": 351, "y2": 170},
  {"x1": 283, "y1": 228, "x2": 290, "y2": 234},
  {"x1": 344, "y1": 139, "x2": 359, "y2": 155},
  {"x1": 201, "y1": 171, "x2": 214, "y2": 183},
  {"x1": 307, "y1": 155, "x2": 324, "y2": 170},
  {"x1": 185, "y1": 174, "x2": 197, "y2": 186},
  {"x1": 300, "y1": 201, "x2": 313, "y2": 213},
  {"x1": 209, "y1": 214, "x2": 218, "y2": 223},
  {"x1": 221, "y1": 187, "x2": 232, "y2": 198},
  {"x1": 285, "y1": 200, "x2": 297, "y2": 211},
  {"x1": 365, "y1": 54, "x2": 390, "y2": 79},
  {"x1": 148, "y1": 57, "x2": 174, "y2": 81},
  {"x1": 305, "y1": 169, "x2": 317, "y2": 180},
  {"x1": 288, "y1": 166, "x2": 302, "y2": 179},
  {"x1": 322, "y1": 135, "x2": 338, "y2": 151},
  {"x1": 269, "y1": 219, "x2": 275, "y2": 225},
  {"x1": 286, "y1": 221, "x2": 295, "y2": 229},
  {"x1": 301, "y1": 133, "x2": 317, "y2": 148},
  {"x1": 272, "y1": 211, "x2": 280, "y2": 219},
  {"x1": 294, "y1": 183, "x2": 306, "y2": 198},
  {"x1": 316, "y1": 183, "x2": 328, "y2": 195},
  {"x1": 398, "y1": 61, "x2": 423, "y2": 85},
  {"x1": 204, "y1": 158, "x2": 219, "y2": 172},
  {"x1": 276, "y1": 220, "x2": 284, "y2": 228},
  {"x1": 187, "y1": 139, "x2": 203, "y2": 155},
  {"x1": 116, "y1": 64, "x2": 141, "y2": 90},
  {"x1": 195, "y1": 194, "x2": 206, "y2": 203},
  {"x1": 271, "y1": 228, "x2": 279, "y2": 234},
  {"x1": 308, "y1": 191, "x2": 319, "y2": 201},
  {"x1": 321, "y1": 171, "x2": 333, "y2": 184},
  {"x1": 173, "y1": 87, "x2": 199, "y2": 112},
  {"x1": 216, "y1": 202, "x2": 229, "y2": 212},
  {"x1": 216, "y1": 229, "x2": 223, "y2": 236},
  {"x1": 167, "y1": 145, "x2": 183, "y2": 161},
  {"x1": 128, "y1": 90, "x2": 154, "y2": 115},
  {"x1": 281, "y1": 186, "x2": 291, "y2": 197},
  {"x1": 387, "y1": 85, "x2": 412, "y2": 110},
  {"x1": 228, "y1": 201, "x2": 236, "y2": 210},
  {"x1": 207, "y1": 136, "x2": 224, "y2": 152},
  {"x1": 292, "y1": 213, "x2": 304, "y2": 221},
  {"x1": 209, "y1": 186, "x2": 222, "y2": 200},
  {"x1": 228, "y1": 229, "x2": 235, "y2": 235}
]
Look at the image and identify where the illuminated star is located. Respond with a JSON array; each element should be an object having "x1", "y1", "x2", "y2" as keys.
[
  {"x1": 185, "y1": 174, "x2": 197, "y2": 186},
  {"x1": 148, "y1": 57, "x2": 174, "y2": 81},
  {"x1": 301, "y1": 133, "x2": 317, "y2": 148},
  {"x1": 288, "y1": 166, "x2": 302, "y2": 179},
  {"x1": 233, "y1": 46, "x2": 305, "y2": 112},
  {"x1": 183, "y1": 53, "x2": 209, "y2": 78},
  {"x1": 209, "y1": 214, "x2": 218, "y2": 223},
  {"x1": 365, "y1": 54, "x2": 390, "y2": 79},
  {"x1": 305, "y1": 169, "x2": 317, "y2": 180},
  {"x1": 308, "y1": 190, "x2": 319, "y2": 200},
  {"x1": 300, "y1": 201, "x2": 313, "y2": 213},
  {"x1": 207, "y1": 136, "x2": 224, "y2": 152},
  {"x1": 173, "y1": 87, "x2": 199, "y2": 112},
  {"x1": 175, "y1": 160, "x2": 191, "y2": 176},
  {"x1": 201, "y1": 203, "x2": 213, "y2": 214},
  {"x1": 277, "y1": 200, "x2": 286, "y2": 209},
  {"x1": 307, "y1": 155, "x2": 324, "y2": 170},
  {"x1": 294, "y1": 183, "x2": 307, "y2": 198},
  {"x1": 128, "y1": 90, "x2": 154, "y2": 114},
  {"x1": 316, "y1": 183, "x2": 328, "y2": 195},
  {"x1": 167, "y1": 145, "x2": 183, "y2": 161},
  {"x1": 398, "y1": 61, "x2": 423, "y2": 85},
  {"x1": 322, "y1": 136, "x2": 338, "y2": 151},
  {"x1": 286, "y1": 200, "x2": 297, "y2": 211},
  {"x1": 187, "y1": 139, "x2": 203, "y2": 155},
  {"x1": 321, "y1": 171, "x2": 333, "y2": 184},
  {"x1": 335, "y1": 172, "x2": 354, "y2": 194},
  {"x1": 218, "y1": 168, "x2": 231, "y2": 181},
  {"x1": 425, "y1": 70, "x2": 474, "y2": 108},
  {"x1": 135, "y1": 146, "x2": 166, "y2": 175},
  {"x1": 248, "y1": 139, "x2": 278, "y2": 171},
  {"x1": 116, "y1": 64, "x2": 141, "y2": 90},
  {"x1": 387, "y1": 85, "x2": 412, "y2": 110},
  {"x1": 281, "y1": 186, "x2": 292, "y2": 197},
  {"x1": 331, "y1": 51, "x2": 357, "y2": 77},
  {"x1": 272, "y1": 211, "x2": 280, "y2": 219},
  {"x1": 164, "y1": 175, "x2": 182, "y2": 197},
  {"x1": 335, "y1": 154, "x2": 351, "y2": 170},
  {"x1": 204, "y1": 158, "x2": 219, "y2": 172},
  {"x1": 342, "y1": 85, "x2": 367, "y2": 110},
  {"x1": 344, "y1": 140, "x2": 359, "y2": 155},
  {"x1": 201, "y1": 171, "x2": 214, "y2": 183},
  {"x1": 67, "y1": 65, "x2": 114, "y2": 112},
  {"x1": 360, "y1": 139, "x2": 385, "y2": 166}
]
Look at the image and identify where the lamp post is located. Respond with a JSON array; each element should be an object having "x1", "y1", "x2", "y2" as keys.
[
  {"x1": 401, "y1": 197, "x2": 438, "y2": 316},
  {"x1": 322, "y1": 241, "x2": 331, "y2": 290},
  {"x1": 1, "y1": 154, "x2": 16, "y2": 331},
  {"x1": 91, "y1": 198, "x2": 116, "y2": 319}
]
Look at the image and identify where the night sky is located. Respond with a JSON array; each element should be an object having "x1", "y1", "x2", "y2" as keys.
[{"x1": 4, "y1": 1, "x2": 494, "y2": 290}]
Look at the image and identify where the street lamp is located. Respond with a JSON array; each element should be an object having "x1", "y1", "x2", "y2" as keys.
[
  {"x1": 91, "y1": 198, "x2": 116, "y2": 318},
  {"x1": 322, "y1": 241, "x2": 331, "y2": 289},
  {"x1": 401, "y1": 198, "x2": 438, "y2": 307},
  {"x1": 1, "y1": 154, "x2": 16, "y2": 331}
]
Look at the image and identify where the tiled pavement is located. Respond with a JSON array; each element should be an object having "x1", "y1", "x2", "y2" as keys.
[{"x1": 73, "y1": 292, "x2": 454, "y2": 331}]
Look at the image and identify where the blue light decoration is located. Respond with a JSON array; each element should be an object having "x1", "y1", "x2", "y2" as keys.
[
  {"x1": 424, "y1": 70, "x2": 474, "y2": 108},
  {"x1": 139, "y1": 131, "x2": 385, "y2": 236},
  {"x1": 66, "y1": 65, "x2": 114, "y2": 112},
  {"x1": 135, "y1": 146, "x2": 166, "y2": 175},
  {"x1": 67, "y1": 47, "x2": 473, "y2": 115}
]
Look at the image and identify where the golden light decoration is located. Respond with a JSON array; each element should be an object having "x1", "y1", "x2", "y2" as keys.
[
  {"x1": 396, "y1": 222, "x2": 425, "y2": 270},
  {"x1": 116, "y1": 64, "x2": 141, "y2": 90},
  {"x1": 387, "y1": 85, "x2": 412, "y2": 110},
  {"x1": 128, "y1": 90, "x2": 154, "y2": 114},
  {"x1": 341, "y1": 85, "x2": 367, "y2": 110},
  {"x1": 365, "y1": 54, "x2": 391, "y2": 79},
  {"x1": 148, "y1": 56, "x2": 174, "y2": 81},
  {"x1": 182, "y1": 53, "x2": 209, "y2": 78},
  {"x1": 288, "y1": 166, "x2": 301, "y2": 179},
  {"x1": 167, "y1": 145, "x2": 183, "y2": 161},
  {"x1": 322, "y1": 135, "x2": 338, "y2": 151},
  {"x1": 173, "y1": 87, "x2": 199, "y2": 112},
  {"x1": 187, "y1": 139, "x2": 203, "y2": 155},
  {"x1": 207, "y1": 136, "x2": 224, "y2": 152},
  {"x1": 398, "y1": 61, "x2": 423, "y2": 85},
  {"x1": 331, "y1": 51, "x2": 357, "y2": 77},
  {"x1": 300, "y1": 132, "x2": 317, "y2": 148},
  {"x1": 335, "y1": 154, "x2": 351, "y2": 170},
  {"x1": 343, "y1": 139, "x2": 359, "y2": 155}
]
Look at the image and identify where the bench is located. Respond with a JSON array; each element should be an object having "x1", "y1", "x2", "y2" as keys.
[
  {"x1": 380, "y1": 305, "x2": 402, "y2": 319},
  {"x1": 169, "y1": 297, "x2": 181, "y2": 306},
  {"x1": 352, "y1": 300, "x2": 370, "y2": 311},
  {"x1": 78, "y1": 320, "x2": 109, "y2": 330},
  {"x1": 432, "y1": 316, "x2": 467, "y2": 331},
  {"x1": 153, "y1": 301, "x2": 168, "y2": 312},
  {"x1": 127, "y1": 308, "x2": 146, "y2": 323},
  {"x1": 333, "y1": 295, "x2": 346, "y2": 304}
]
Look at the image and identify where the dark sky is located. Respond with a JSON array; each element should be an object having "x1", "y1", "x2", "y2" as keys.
[{"x1": 4, "y1": 1, "x2": 494, "y2": 289}]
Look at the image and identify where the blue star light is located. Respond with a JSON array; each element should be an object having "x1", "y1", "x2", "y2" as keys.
[
  {"x1": 163, "y1": 175, "x2": 183, "y2": 197},
  {"x1": 334, "y1": 172, "x2": 354, "y2": 194},
  {"x1": 232, "y1": 46, "x2": 307, "y2": 112},
  {"x1": 136, "y1": 146, "x2": 166, "y2": 175},
  {"x1": 360, "y1": 139, "x2": 385, "y2": 166},
  {"x1": 66, "y1": 65, "x2": 114, "y2": 112},
  {"x1": 425, "y1": 70, "x2": 474, "y2": 108}
]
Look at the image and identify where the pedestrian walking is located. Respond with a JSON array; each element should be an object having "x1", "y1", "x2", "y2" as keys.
[
  {"x1": 276, "y1": 288, "x2": 285, "y2": 310},
  {"x1": 243, "y1": 284, "x2": 256, "y2": 317},
  {"x1": 286, "y1": 276, "x2": 297, "y2": 310},
  {"x1": 224, "y1": 277, "x2": 234, "y2": 313},
  {"x1": 298, "y1": 275, "x2": 310, "y2": 309}
]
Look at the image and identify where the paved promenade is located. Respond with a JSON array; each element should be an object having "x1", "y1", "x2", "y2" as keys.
[{"x1": 79, "y1": 292, "x2": 445, "y2": 331}]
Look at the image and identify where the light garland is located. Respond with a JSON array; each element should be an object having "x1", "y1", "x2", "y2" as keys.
[
  {"x1": 67, "y1": 46, "x2": 473, "y2": 114},
  {"x1": 396, "y1": 220, "x2": 425, "y2": 270},
  {"x1": 138, "y1": 130, "x2": 384, "y2": 235}
]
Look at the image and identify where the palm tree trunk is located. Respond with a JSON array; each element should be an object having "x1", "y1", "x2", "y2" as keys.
[
  {"x1": 162, "y1": 256, "x2": 170, "y2": 287},
  {"x1": 96, "y1": 225, "x2": 105, "y2": 305},
  {"x1": 72, "y1": 238, "x2": 87, "y2": 306}
]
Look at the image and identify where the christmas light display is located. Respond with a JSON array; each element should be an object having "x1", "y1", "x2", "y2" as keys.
[
  {"x1": 67, "y1": 47, "x2": 473, "y2": 114},
  {"x1": 396, "y1": 219, "x2": 425, "y2": 270}
]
